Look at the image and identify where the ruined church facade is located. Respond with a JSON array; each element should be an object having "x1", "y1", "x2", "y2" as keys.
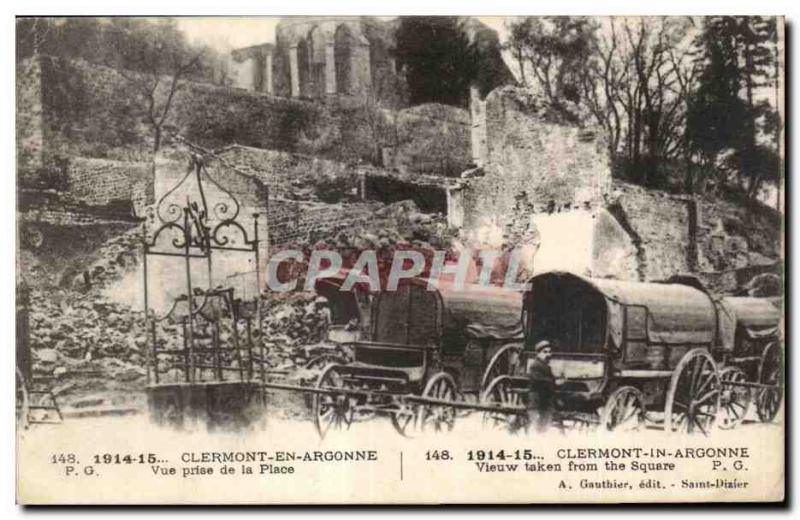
[
  {"x1": 231, "y1": 17, "x2": 399, "y2": 102},
  {"x1": 230, "y1": 16, "x2": 511, "y2": 108}
]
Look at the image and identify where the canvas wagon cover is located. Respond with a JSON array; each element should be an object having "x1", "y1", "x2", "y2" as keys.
[
  {"x1": 436, "y1": 282, "x2": 524, "y2": 340},
  {"x1": 722, "y1": 296, "x2": 781, "y2": 339},
  {"x1": 527, "y1": 272, "x2": 718, "y2": 347},
  {"x1": 589, "y1": 276, "x2": 717, "y2": 345}
]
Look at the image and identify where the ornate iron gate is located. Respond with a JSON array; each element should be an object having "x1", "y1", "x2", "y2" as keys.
[{"x1": 143, "y1": 154, "x2": 267, "y2": 430}]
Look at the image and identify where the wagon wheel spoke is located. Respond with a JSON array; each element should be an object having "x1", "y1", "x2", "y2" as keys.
[
  {"x1": 755, "y1": 342, "x2": 783, "y2": 423},
  {"x1": 482, "y1": 377, "x2": 527, "y2": 433},
  {"x1": 719, "y1": 367, "x2": 752, "y2": 429},
  {"x1": 694, "y1": 369, "x2": 716, "y2": 396},
  {"x1": 674, "y1": 413, "x2": 689, "y2": 433},
  {"x1": 689, "y1": 359, "x2": 701, "y2": 392},
  {"x1": 601, "y1": 386, "x2": 644, "y2": 432},
  {"x1": 319, "y1": 407, "x2": 336, "y2": 435},
  {"x1": 694, "y1": 387, "x2": 719, "y2": 406},
  {"x1": 766, "y1": 368, "x2": 780, "y2": 383},
  {"x1": 408, "y1": 373, "x2": 458, "y2": 435},
  {"x1": 666, "y1": 350, "x2": 720, "y2": 435},
  {"x1": 313, "y1": 365, "x2": 355, "y2": 438},
  {"x1": 621, "y1": 404, "x2": 640, "y2": 424},
  {"x1": 692, "y1": 416, "x2": 708, "y2": 436},
  {"x1": 731, "y1": 400, "x2": 747, "y2": 411}
]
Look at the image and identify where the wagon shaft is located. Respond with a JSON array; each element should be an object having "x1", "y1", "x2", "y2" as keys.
[
  {"x1": 404, "y1": 394, "x2": 525, "y2": 415},
  {"x1": 722, "y1": 380, "x2": 781, "y2": 390},
  {"x1": 263, "y1": 381, "x2": 397, "y2": 398}
]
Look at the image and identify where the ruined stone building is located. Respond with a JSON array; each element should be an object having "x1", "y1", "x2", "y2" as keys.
[
  {"x1": 230, "y1": 16, "x2": 510, "y2": 107},
  {"x1": 450, "y1": 86, "x2": 780, "y2": 289},
  {"x1": 232, "y1": 17, "x2": 390, "y2": 100},
  {"x1": 15, "y1": 19, "x2": 779, "y2": 296}
]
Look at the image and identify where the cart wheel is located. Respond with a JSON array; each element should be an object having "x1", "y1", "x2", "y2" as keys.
[
  {"x1": 718, "y1": 367, "x2": 751, "y2": 429},
  {"x1": 305, "y1": 353, "x2": 348, "y2": 373},
  {"x1": 312, "y1": 364, "x2": 354, "y2": 439},
  {"x1": 16, "y1": 368, "x2": 29, "y2": 430},
  {"x1": 480, "y1": 343, "x2": 522, "y2": 390},
  {"x1": 600, "y1": 386, "x2": 646, "y2": 432},
  {"x1": 392, "y1": 372, "x2": 460, "y2": 437},
  {"x1": 390, "y1": 401, "x2": 420, "y2": 437},
  {"x1": 301, "y1": 354, "x2": 348, "y2": 409},
  {"x1": 556, "y1": 414, "x2": 598, "y2": 433},
  {"x1": 418, "y1": 372, "x2": 459, "y2": 433},
  {"x1": 480, "y1": 375, "x2": 528, "y2": 434},
  {"x1": 756, "y1": 342, "x2": 783, "y2": 423},
  {"x1": 664, "y1": 349, "x2": 720, "y2": 435}
]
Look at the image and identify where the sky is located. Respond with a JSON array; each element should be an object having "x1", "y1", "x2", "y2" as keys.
[{"x1": 177, "y1": 16, "x2": 509, "y2": 52}]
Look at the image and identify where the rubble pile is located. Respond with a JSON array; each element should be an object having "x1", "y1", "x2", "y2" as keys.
[
  {"x1": 70, "y1": 227, "x2": 141, "y2": 291},
  {"x1": 22, "y1": 197, "x2": 456, "y2": 412},
  {"x1": 26, "y1": 286, "x2": 338, "y2": 401},
  {"x1": 261, "y1": 292, "x2": 335, "y2": 370},
  {"x1": 27, "y1": 289, "x2": 149, "y2": 401},
  {"x1": 279, "y1": 200, "x2": 455, "y2": 271}
]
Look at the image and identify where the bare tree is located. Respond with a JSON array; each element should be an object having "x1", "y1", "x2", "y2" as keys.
[
  {"x1": 580, "y1": 17, "x2": 694, "y2": 185},
  {"x1": 505, "y1": 16, "x2": 596, "y2": 118},
  {"x1": 103, "y1": 19, "x2": 204, "y2": 153}
]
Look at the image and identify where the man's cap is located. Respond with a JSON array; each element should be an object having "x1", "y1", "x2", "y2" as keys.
[{"x1": 533, "y1": 340, "x2": 552, "y2": 352}]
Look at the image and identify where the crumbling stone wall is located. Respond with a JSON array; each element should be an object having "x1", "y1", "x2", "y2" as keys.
[
  {"x1": 216, "y1": 144, "x2": 459, "y2": 210},
  {"x1": 469, "y1": 86, "x2": 488, "y2": 166},
  {"x1": 363, "y1": 173, "x2": 452, "y2": 214},
  {"x1": 390, "y1": 103, "x2": 472, "y2": 176},
  {"x1": 214, "y1": 145, "x2": 363, "y2": 201},
  {"x1": 606, "y1": 182, "x2": 781, "y2": 284},
  {"x1": 17, "y1": 212, "x2": 139, "y2": 289},
  {"x1": 268, "y1": 199, "x2": 389, "y2": 246},
  {"x1": 267, "y1": 198, "x2": 446, "y2": 254},
  {"x1": 18, "y1": 56, "x2": 471, "y2": 177},
  {"x1": 606, "y1": 182, "x2": 694, "y2": 281},
  {"x1": 696, "y1": 196, "x2": 781, "y2": 273},
  {"x1": 62, "y1": 158, "x2": 152, "y2": 216},
  {"x1": 482, "y1": 86, "x2": 610, "y2": 203},
  {"x1": 18, "y1": 183, "x2": 143, "y2": 289},
  {"x1": 453, "y1": 87, "x2": 610, "y2": 240},
  {"x1": 456, "y1": 85, "x2": 775, "y2": 283},
  {"x1": 31, "y1": 56, "x2": 148, "y2": 162}
]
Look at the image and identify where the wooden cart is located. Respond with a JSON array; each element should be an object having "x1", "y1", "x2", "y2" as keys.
[
  {"x1": 481, "y1": 271, "x2": 783, "y2": 435},
  {"x1": 281, "y1": 278, "x2": 525, "y2": 438}
]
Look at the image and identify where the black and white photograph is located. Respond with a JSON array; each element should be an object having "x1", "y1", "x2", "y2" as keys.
[{"x1": 13, "y1": 14, "x2": 785, "y2": 504}]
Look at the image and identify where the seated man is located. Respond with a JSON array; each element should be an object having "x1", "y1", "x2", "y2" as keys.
[{"x1": 526, "y1": 340, "x2": 556, "y2": 432}]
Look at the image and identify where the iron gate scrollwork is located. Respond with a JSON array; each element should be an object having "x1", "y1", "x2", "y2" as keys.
[{"x1": 143, "y1": 154, "x2": 267, "y2": 430}]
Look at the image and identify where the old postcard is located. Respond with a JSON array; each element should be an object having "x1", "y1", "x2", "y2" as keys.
[{"x1": 15, "y1": 15, "x2": 785, "y2": 504}]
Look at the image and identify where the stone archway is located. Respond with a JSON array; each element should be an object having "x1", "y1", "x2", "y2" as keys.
[{"x1": 334, "y1": 24, "x2": 354, "y2": 95}]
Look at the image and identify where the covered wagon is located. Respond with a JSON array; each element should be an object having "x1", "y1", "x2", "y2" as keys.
[
  {"x1": 305, "y1": 278, "x2": 524, "y2": 437},
  {"x1": 718, "y1": 296, "x2": 783, "y2": 425},
  {"x1": 481, "y1": 271, "x2": 783, "y2": 435}
]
